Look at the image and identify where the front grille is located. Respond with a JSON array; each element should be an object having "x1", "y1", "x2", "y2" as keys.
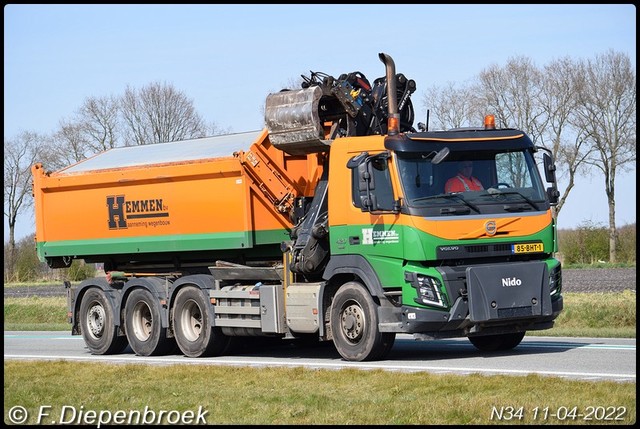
[
  {"x1": 436, "y1": 241, "x2": 543, "y2": 259},
  {"x1": 466, "y1": 245, "x2": 489, "y2": 253},
  {"x1": 493, "y1": 243, "x2": 512, "y2": 252}
]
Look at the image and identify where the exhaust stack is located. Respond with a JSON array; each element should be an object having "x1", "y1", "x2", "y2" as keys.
[{"x1": 378, "y1": 53, "x2": 400, "y2": 136}]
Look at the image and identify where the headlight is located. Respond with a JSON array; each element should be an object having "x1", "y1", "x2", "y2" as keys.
[
  {"x1": 549, "y1": 264, "x2": 562, "y2": 295},
  {"x1": 405, "y1": 272, "x2": 447, "y2": 308}
]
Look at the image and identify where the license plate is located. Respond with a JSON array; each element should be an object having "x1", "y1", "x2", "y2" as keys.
[{"x1": 513, "y1": 243, "x2": 543, "y2": 253}]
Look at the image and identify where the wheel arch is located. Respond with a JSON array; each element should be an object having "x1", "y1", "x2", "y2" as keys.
[
  {"x1": 322, "y1": 254, "x2": 385, "y2": 299},
  {"x1": 72, "y1": 277, "x2": 122, "y2": 334},
  {"x1": 121, "y1": 277, "x2": 172, "y2": 329},
  {"x1": 169, "y1": 274, "x2": 217, "y2": 329}
]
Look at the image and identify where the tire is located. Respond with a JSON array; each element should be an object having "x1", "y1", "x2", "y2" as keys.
[
  {"x1": 79, "y1": 288, "x2": 128, "y2": 355},
  {"x1": 124, "y1": 288, "x2": 175, "y2": 356},
  {"x1": 173, "y1": 286, "x2": 230, "y2": 358},
  {"x1": 330, "y1": 281, "x2": 396, "y2": 361},
  {"x1": 468, "y1": 332, "x2": 526, "y2": 352}
]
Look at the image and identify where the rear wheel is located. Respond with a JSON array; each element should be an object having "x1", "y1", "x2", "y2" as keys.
[
  {"x1": 330, "y1": 281, "x2": 395, "y2": 361},
  {"x1": 173, "y1": 286, "x2": 230, "y2": 357},
  {"x1": 124, "y1": 288, "x2": 174, "y2": 356},
  {"x1": 469, "y1": 332, "x2": 526, "y2": 352},
  {"x1": 79, "y1": 288, "x2": 128, "y2": 355}
]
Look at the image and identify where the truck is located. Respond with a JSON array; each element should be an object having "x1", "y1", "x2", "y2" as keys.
[{"x1": 31, "y1": 53, "x2": 563, "y2": 361}]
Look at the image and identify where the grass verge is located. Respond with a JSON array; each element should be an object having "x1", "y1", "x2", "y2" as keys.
[{"x1": 3, "y1": 361, "x2": 636, "y2": 425}]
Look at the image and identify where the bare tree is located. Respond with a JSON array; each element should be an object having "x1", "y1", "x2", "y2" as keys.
[
  {"x1": 78, "y1": 95, "x2": 121, "y2": 153},
  {"x1": 46, "y1": 95, "x2": 121, "y2": 171},
  {"x1": 570, "y1": 50, "x2": 636, "y2": 262},
  {"x1": 476, "y1": 56, "x2": 547, "y2": 145},
  {"x1": 422, "y1": 82, "x2": 483, "y2": 130},
  {"x1": 120, "y1": 82, "x2": 209, "y2": 145},
  {"x1": 4, "y1": 131, "x2": 44, "y2": 280},
  {"x1": 48, "y1": 121, "x2": 91, "y2": 170},
  {"x1": 537, "y1": 57, "x2": 595, "y2": 216}
]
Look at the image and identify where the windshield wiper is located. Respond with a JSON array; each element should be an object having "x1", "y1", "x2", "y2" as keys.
[
  {"x1": 497, "y1": 191, "x2": 538, "y2": 210},
  {"x1": 412, "y1": 194, "x2": 480, "y2": 213}
]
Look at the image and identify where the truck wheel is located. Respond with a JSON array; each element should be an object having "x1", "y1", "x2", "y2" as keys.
[
  {"x1": 330, "y1": 281, "x2": 396, "y2": 361},
  {"x1": 173, "y1": 286, "x2": 230, "y2": 358},
  {"x1": 124, "y1": 288, "x2": 174, "y2": 356},
  {"x1": 79, "y1": 288, "x2": 128, "y2": 355},
  {"x1": 469, "y1": 332, "x2": 526, "y2": 352}
]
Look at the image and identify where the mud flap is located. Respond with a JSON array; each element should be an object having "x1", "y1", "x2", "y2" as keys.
[
  {"x1": 467, "y1": 262, "x2": 552, "y2": 323},
  {"x1": 265, "y1": 86, "x2": 331, "y2": 155}
]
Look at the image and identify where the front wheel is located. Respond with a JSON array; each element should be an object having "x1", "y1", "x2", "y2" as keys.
[
  {"x1": 468, "y1": 332, "x2": 526, "y2": 352},
  {"x1": 173, "y1": 286, "x2": 230, "y2": 358},
  {"x1": 79, "y1": 288, "x2": 128, "y2": 355},
  {"x1": 330, "y1": 282, "x2": 395, "y2": 361},
  {"x1": 124, "y1": 288, "x2": 175, "y2": 356}
]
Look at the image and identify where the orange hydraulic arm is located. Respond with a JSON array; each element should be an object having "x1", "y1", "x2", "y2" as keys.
[{"x1": 235, "y1": 130, "x2": 324, "y2": 222}]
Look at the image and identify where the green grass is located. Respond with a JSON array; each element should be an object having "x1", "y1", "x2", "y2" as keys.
[
  {"x1": 529, "y1": 290, "x2": 636, "y2": 338},
  {"x1": 4, "y1": 296, "x2": 68, "y2": 331},
  {"x1": 3, "y1": 361, "x2": 636, "y2": 425}
]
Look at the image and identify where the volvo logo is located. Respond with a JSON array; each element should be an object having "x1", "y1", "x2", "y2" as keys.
[
  {"x1": 439, "y1": 246, "x2": 460, "y2": 251},
  {"x1": 485, "y1": 220, "x2": 497, "y2": 236}
]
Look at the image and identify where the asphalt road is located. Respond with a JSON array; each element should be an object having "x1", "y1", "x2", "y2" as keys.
[
  {"x1": 3, "y1": 268, "x2": 637, "y2": 298},
  {"x1": 4, "y1": 331, "x2": 636, "y2": 383}
]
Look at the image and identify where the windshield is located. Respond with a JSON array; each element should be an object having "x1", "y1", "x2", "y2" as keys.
[{"x1": 396, "y1": 149, "x2": 548, "y2": 215}]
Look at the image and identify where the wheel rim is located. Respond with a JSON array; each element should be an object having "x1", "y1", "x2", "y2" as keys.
[
  {"x1": 131, "y1": 300, "x2": 153, "y2": 342},
  {"x1": 86, "y1": 301, "x2": 106, "y2": 339},
  {"x1": 339, "y1": 300, "x2": 365, "y2": 343},
  {"x1": 179, "y1": 299, "x2": 203, "y2": 342}
]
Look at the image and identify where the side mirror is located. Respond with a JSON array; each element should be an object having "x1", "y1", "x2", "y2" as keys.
[
  {"x1": 543, "y1": 153, "x2": 557, "y2": 183},
  {"x1": 349, "y1": 151, "x2": 396, "y2": 213},
  {"x1": 541, "y1": 152, "x2": 559, "y2": 205},
  {"x1": 357, "y1": 162, "x2": 375, "y2": 193},
  {"x1": 547, "y1": 187, "x2": 560, "y2": 205}
]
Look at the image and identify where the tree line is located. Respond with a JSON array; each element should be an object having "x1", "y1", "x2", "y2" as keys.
[{"x1": 4, "y1": 50, "x2": 636, "y2": 281}]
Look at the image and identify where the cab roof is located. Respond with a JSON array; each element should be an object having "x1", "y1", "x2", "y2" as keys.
[{"x1": 385, "y1": 128, "x2": 534, "y2": 153}]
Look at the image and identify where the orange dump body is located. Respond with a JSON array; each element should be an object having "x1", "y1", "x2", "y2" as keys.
[{"x1": 32, "y1": 129, "x2": 324, "y2": 270}]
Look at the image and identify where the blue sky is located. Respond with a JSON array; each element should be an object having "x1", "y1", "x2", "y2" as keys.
[{"x1": 4, "y1": 4, "x2": 636, "y2": 241}]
